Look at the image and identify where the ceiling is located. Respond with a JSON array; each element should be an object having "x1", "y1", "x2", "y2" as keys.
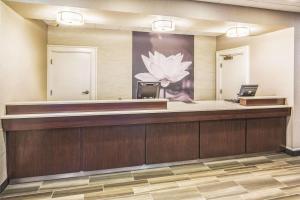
[
  {"x1": 194, "y1": 0, "x2": 300, "y2": 13},
  {"x1": 4, "y1": 0, "x2": 288, "y2": 36}
]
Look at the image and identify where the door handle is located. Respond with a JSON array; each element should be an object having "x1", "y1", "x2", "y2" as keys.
[{"x1": 82, "y1": 90, "x2": 89, "y2": 95}]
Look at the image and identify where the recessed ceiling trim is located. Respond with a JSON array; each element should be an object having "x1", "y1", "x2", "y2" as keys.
[
  {"x1": 193, "y1": 0, "x2": 300, "y2": 13},
  {"x1": 3, "y1": 0, "x2": 289, "y2": 36}
]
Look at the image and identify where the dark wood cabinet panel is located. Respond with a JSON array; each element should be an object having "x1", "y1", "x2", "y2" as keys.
[
  {"x1": 246, "y1": 117, "x2": 286, "y2": 153},
  {"x1": 200, "y1": 120, "x2": 246, "y2": 158},
  {"x1": 81, "y1": 125, "x2": 145, "y2": 171},
  {"x1": 8, "y1": 128, "x2": 81, "y2": 178},
  {"x1": 146, "y1": 122, "x2": 199, "y2": 164}
]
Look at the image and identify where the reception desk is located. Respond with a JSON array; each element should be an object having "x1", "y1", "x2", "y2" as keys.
[{"x1": 1, "y1": 100, "x2": 291, "y2": 181}]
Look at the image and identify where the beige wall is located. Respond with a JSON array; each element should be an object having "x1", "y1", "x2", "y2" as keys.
[
  {"x1": 48, "y1": 27, "x2": 217, "y2": 100},
  {"x1": 0, "y1": 1, "x2": 47, "y2": 183},
  {"x1": 217, "y1": 28, "x2": 294, "y2": 106},
  {"x1": 217, "y1": 28, "x2": 295, "y2": 148},
  {"x1": 195, "y1": 35, "x2": 216, "y2": 100}
]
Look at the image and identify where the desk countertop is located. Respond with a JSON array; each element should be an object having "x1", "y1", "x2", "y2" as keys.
[{"x1": 1, "y1": 100, "x2": 291, "y2": 120}]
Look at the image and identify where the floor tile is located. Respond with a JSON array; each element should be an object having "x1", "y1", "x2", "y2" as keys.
[
  {"x1": 236, "y1": 175, "x2": 283, "y2": 191},
  {"x1": 103, "y1": 194, "x2": 154, "y2": 200},
  {"x1": 241, "y1": 188, "x2": 285, "y2": 200},
  {"x1": 0, "y1": 186, "x2": 40, "y2": 198},
  {"x1": 238, "y1": 156, "x2": 273, "y2": 166},
  {"x1": 269, "y1": 194, "x2": 300, "y2": 200},
  {"x1": 188, "y1": 169, "x2": 225, "y2": 179},
  {"x1": 0, "y1": 191, "x2": 52, "y2": 200},
  {"x1": 176, "y1": 176, "x2": 219, "y2": 187},
  {"x1": 89, "y1": 172, "x2": 134, "y2": 185},
  {"x1": 251, "y1": 167, "x2": 290, "y2": 177},
  {"x1": 254, "y1": 161, "x2": 290, "y2": 170},
  {"x1": 148, "y1": 174, "x2": 189, "y2": 184},
  {"x1": 151, "y1": 187, "x2": 204, "y2": 200},
  {"x1": 5, "y1": 181, "x2": 42, "y2": 189},
  {"x1": 286, "y1": 159, "x2": 300, "y2": 165},
  {"x1": 217, "y1": 171, "x2": 253, "y2": 181},
  {"x1": 104, "y1": 179, "x2": 149, "y2": 190},
  {"x1": 205, "y1": 160, "x2": 244, "y2": 170},
  {"x1": 52, "y1": 184, "x2": 103, "y2": 198},
  {"x1": 197, "y1": 181, "x2": 247, "y2": 199},
  {"x1": 266, "y1": 154, "x2": 292, "y2": 161},
  {"x1": 133, "y1": 182, "x2": 178, "y2": 194},
  {"x1": 132, "y1": 167, "x2": 174, "y2": 180},
  {"x1": 204, "y1": 185, "x2": 247, "y2": 199},
  {"x1": 51, "y1": 194, "x2": 84, "y2": 200},
  {"x1": 170, "y1": 163, "x2": 210, "y2": 175},
  {"x1": 224, "y1": 165, "x2": 258, "y2": 173},
  {"x1": 84, "y1": 187, "x2": 133, "y2": 200},
  {"x1": 209, "y1": 194, "x2": 243, "y2": 200},
  {"x1": 40, "y1": 176, "x2": 89, "y2": 191},
  {"x1": 274, "y1": 173, "x2": 300, "y2": 186},
  {"x1": 281, "y1": 184, "x2": 300, "y2": 195}
]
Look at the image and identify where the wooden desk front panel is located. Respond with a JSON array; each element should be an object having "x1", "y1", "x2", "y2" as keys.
[
  {"x1": 8, "y1": 128, "x2": 81, "y2": 179},
  {"x1": 146, "y1": 122, "x2": 199, "y2": 164},
  {"x1": 246, "y1": 117, "x2": 286, "y2": 153},
  {"x1": 82, "y1": 125, "x2": 145, "y2": 171},
  {"x1": 200, "y1": 120, "x2": 246, "y2": 158}
]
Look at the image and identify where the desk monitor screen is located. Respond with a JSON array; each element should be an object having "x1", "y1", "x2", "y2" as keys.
[
  {"x1": 137, "y1": 82, "x2": 161, "y2": 99},
  {"x1": 238, "y1": 84, "x2": 258, "y2": 97}
]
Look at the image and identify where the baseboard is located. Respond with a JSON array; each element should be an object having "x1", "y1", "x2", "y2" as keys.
[
  {"x1": 0, "y1": 178, "x2": 8, "y2": 193},
  {"x1": 285, "y1": 147, "x2": 300, "y2": 156}
]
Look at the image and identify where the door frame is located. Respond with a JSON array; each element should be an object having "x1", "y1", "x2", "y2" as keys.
[
  {"x1": 47, "y1": 45, "x2": 98, "y2": 100},
  {"x1": 216, "y1": 46, "x2": 250, "y2": 100}
]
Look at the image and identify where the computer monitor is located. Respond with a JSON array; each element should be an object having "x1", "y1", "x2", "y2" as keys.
[
  {"x1": 137, "y1": 82, "x2": 161, "y2": 99},
  {"x1": 238, "y1": 84, "x2": 258, "y2": 97}
]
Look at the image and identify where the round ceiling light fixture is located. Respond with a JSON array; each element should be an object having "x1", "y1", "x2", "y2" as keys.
[
  {"x1": 226, "y1": 26, "x2": 250, "y2": 38},
  {"x1": 56, "y1": 11, "x2": 84, "y2": 26},
  {"x1": 152, "y1": 19, "x2": 175, "y2": 32}
]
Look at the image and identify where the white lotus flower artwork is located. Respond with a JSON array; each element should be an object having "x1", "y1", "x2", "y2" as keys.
[{"x1": 135, "y1": 51, "x2": 192, "y2": 87}]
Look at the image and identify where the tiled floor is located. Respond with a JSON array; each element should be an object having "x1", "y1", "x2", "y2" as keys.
[{"x1": 2, "y1": 153, "x2": 300, "y2": 199}]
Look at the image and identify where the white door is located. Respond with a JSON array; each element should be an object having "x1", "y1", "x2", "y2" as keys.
[
  {"x1": 47, "y1": 46, "x2": 97, "y2": 101},
  {"x1": 216, "y1": 46, "x2": 249, "y2": 100}
]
